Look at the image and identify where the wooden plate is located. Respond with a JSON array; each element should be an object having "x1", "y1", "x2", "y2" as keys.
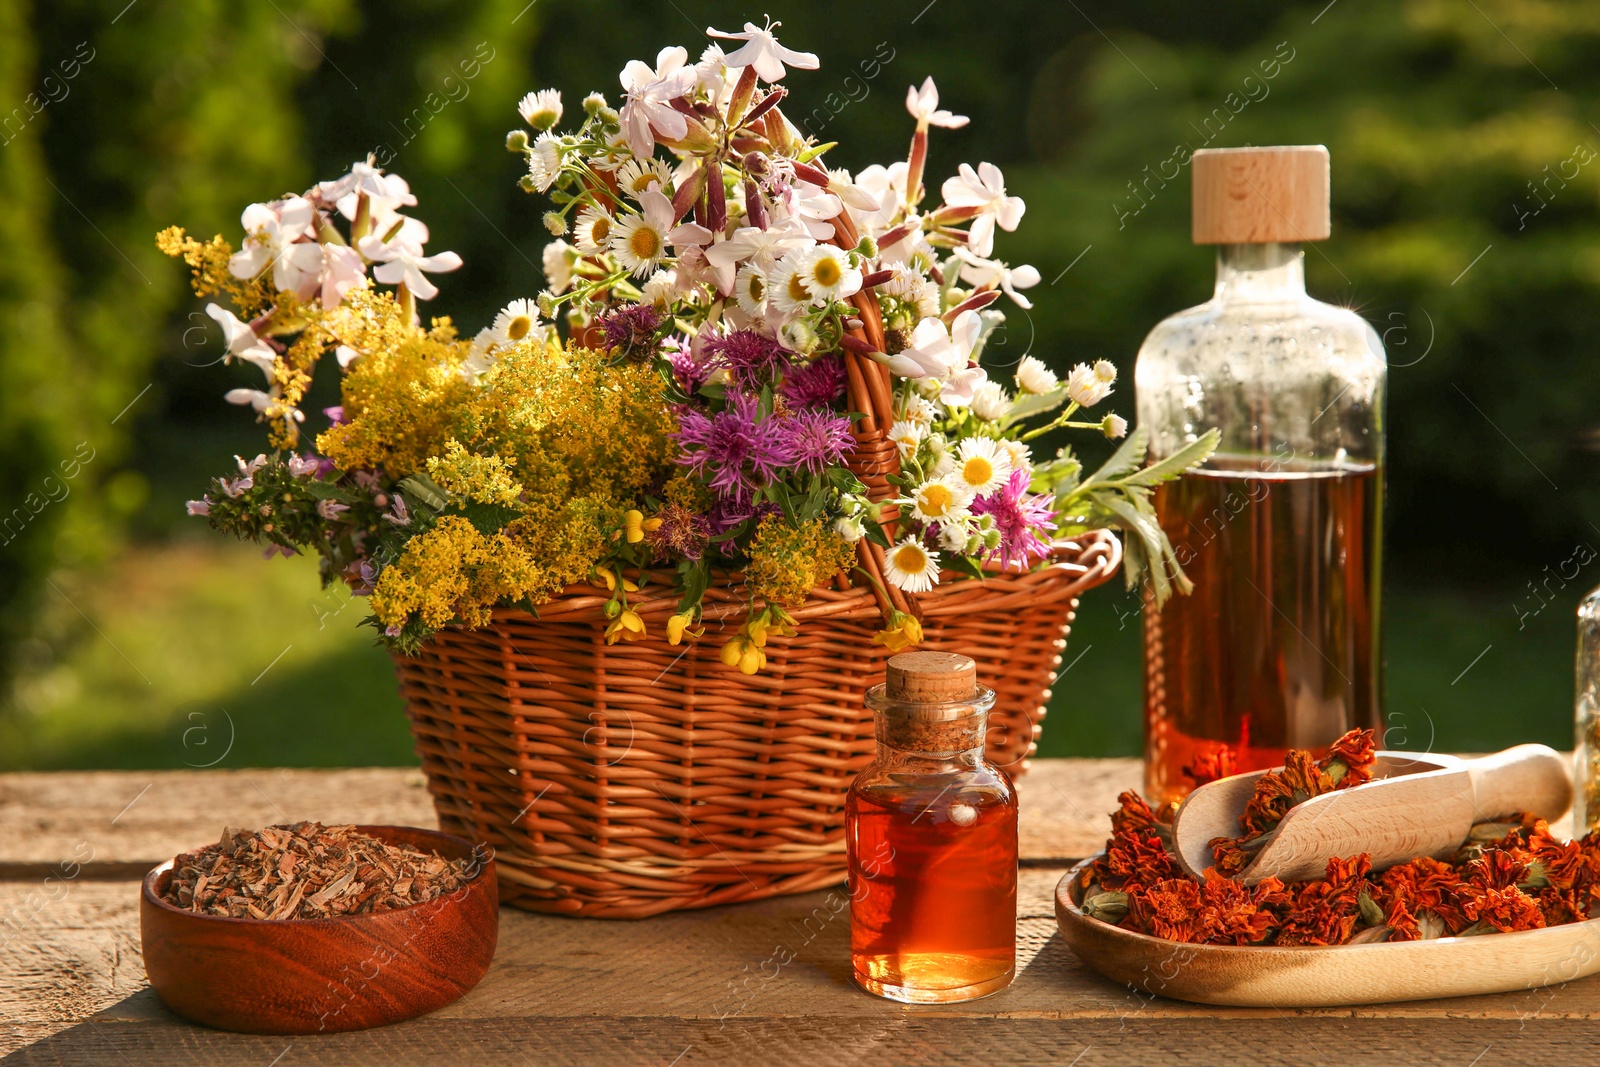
[
  {"x1": 141, "y1": 825, "x2": 497, "y2": 1034},
  {"x1": 1056, "y1": 855, "x2": 1600, "y2": 1007}
]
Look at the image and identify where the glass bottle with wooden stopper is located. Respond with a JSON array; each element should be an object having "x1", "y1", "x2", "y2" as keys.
[
  {"x1": 1136, "y1": 145, "x2": 1387, "y2": 806},
  {"x1": 846, "y1": 651, "x2": 1018, "y2": 1003}
]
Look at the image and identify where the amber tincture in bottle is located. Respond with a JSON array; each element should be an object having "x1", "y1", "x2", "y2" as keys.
[
  {"x1": 1137, "y1": 146, "x2": 1386, "y2": 806},
  {"x1": 846, "y1": 652, "x2": 1018, "y2": 1003}
]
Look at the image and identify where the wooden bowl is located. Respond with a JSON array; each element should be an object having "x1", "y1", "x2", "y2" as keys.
[
  {"x1": 141, "y1": 825, "x2": 497, "y2": 1034},
  {"x1": 1056, "y1": 856, "x2": 1600, "y2": 1007}
]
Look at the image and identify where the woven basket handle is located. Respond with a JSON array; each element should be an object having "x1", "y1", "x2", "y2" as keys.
[{"x1": 828, "y1": 212, "x2": 918, "y2": 620}]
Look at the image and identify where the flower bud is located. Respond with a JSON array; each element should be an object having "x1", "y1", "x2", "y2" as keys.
[
  {"x1": 536, "y1": 292, "x2": 558, "y2": 317},
  {"x1": 597, "y1": 107, "x2": 619, "y2": 126},
  {"x1": 543, "y1": 211, "x2": 567, "y2": 236},
  {"x1": 854, "y1": 235, "x2": 878, "y2": 259},
  {"x1": 505, "y1": 129, "x2": 530, "y2": 153},
  {"x1": 583, "y1": 92, "x2": 608, "y2": 115},
  {"x1": 518, "y1": 174, "x2": 538, "y2": 193},
  {"x1": 742, "y1": 151, "x2": 770, "y2": 176}
]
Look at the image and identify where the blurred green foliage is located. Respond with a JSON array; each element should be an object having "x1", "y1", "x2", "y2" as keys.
[{"x1": 2, "y1": 0, "x2": 1598, "y2": 764}]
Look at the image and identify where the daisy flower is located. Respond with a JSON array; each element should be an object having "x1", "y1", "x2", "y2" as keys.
[
  {"x1": 1065, "y1": 362, "x2": 1112, "y2": 407},
  {"x1": 791, "y1": 245, "x2": 862, "y2": 302},
  {"x1": 894, "y1": 393, "x2": 938, "y2": 427},
  {"x1": 542, "y1": 239, "x2": 576, "y2": 293},
  {"x1": 952, "y1": 437, "x2": 1013, "y2": 495},
  {"x1": 1000, "y1": 439, "x2": 1034, "y2": 480},
  {"x1": 771, "y1": 253, "x2": 821, "y2": 315},
  {"x1": 1016, "y1": 356, "x2": 1059, "y2": 395},
  {"x1": 640, "y1": 269, "x2": 677, "y2": 309},
  {"x1": 970, "y1": 380, "x2": 1010, "y2": 422},
  {"x1": 888, "y1": 419, "x2": 924, "y2": 461},
  {"x1": 616, "y1": 158, "x2": 673, "y2": 199},
  {"x1": 610, "y1": 188, "x2": 675, "y2": 277},
  {"x1": 733, "y1": 263, "x2": 769, "y2": 316},
  {"x1": 517, "y1": 89, "x2": 563, "y2": 130},
  {"x1": 884, "y1": 540, "x2": 941, "y2": 593},
  {"x1": 527, "y1": 133, "x2": 562, "y2": 192},
  {"x1": 489, "y1": 299, "x2": 540, "y2": 346},
  {"x1": 573, "y1": 205, "x2": 614, "y2": 254},
  {"x1": 909, "y1": 476, "x2": 974, "y2": 524}
]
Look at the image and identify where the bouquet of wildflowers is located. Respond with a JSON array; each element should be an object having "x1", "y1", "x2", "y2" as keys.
[{"x1": 163, "y1": 19, "x2": 1215, "y2": 669}]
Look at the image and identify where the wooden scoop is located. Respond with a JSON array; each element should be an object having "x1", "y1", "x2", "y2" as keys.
[{"x1": 1170, "y1": 745, "x2": 1573, "y2": 885}]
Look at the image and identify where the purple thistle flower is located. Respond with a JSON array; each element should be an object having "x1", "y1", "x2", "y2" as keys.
[
  {"x1": 672, "y1": 391, "x2": 789, "y2": 504},
  {"x1": 971, "y1": 469, "x2": 1058, "y2": 571},
  {"x1": 663, "y1": 335, "x2": 710, "y2": 394},
  {"x1": 644, "y1": 502, "x2": 712, "y2": 561},
  {"x1": 780, "y1": 355, "x2": 848, "y2": 409},
  {"x1": 703, "y1": 329, "x2": 789, "y2": 391},
  {"x1": 597, "y1": 304, "x2": 663, "y2": 360},
  {"x1": 778, "y1": 408, "x2": 854, "y2": 476}
]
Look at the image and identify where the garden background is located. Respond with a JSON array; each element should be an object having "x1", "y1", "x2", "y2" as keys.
[{"x1": 2, "y1": 0, "x2": 1598, "y2": 770}]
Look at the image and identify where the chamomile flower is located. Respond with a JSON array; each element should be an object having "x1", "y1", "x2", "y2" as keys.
[
  {"x1": 888, "y1": 419, "x2": 924, "y2": 461},
  {"x1": 952, "y1": 437, "x2": 1013, "y2": 495},
  {"x1": 526, "y1": 133, "x2": 562, "y2": 192},
  {"x1": 884, "y1": 540, "x2": 941, "y2": 593},
  {"x1": 734, "y1": 263, "x2": 769, "y2": 317},
  {"x1": 1000, "y1": 439, "x2": 1033, "y2": 480},
  {"x1": 771, "y1": 253, "x2": 821, "y2": 315},
  {"x1": 910, "y1": 476, "x2": 974, "y2": 524},
  {"x1": 517, "y1": 89, "x2": 564, "y2": 130},
  {"x1": 791, "y1": 245, "x2": 861, "y2": 302},
  {"x1": 1065, "y1": 362, "x2": 1112, "y2": 407},
  {"x1": 490, "y1": 299, "x2": 540, "y2": 346},
  {"x1": 573, "y1": 205, "x2": 614, "y2": 254},
  {"x1": 610, "y1": 192, "x2": 674, "y2": 277},
  {"x1": 1015, "y1": 355, "x2": 1059, "y2": 395},
  {"x1": 894, "y1": 393, "x2": 938, "y2": 428},
  {"x1": 616, "y1": 158, "x2": 673, "y2": 198}
]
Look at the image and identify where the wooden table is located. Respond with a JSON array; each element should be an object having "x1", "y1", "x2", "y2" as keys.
[{"x1": 4, "y1": 760, "x2": 1599, "y2": 1065}]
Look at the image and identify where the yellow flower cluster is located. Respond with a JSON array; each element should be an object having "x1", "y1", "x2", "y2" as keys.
[
  {"x1": 156, "y1": 227, "x2": 270, "y2": 314},
  {"x1": 427, "y1": 441, "x2": 524, "y2": 505},
  {"x1": 744, "y1": 516, "x2": 857, "y2": 608}
]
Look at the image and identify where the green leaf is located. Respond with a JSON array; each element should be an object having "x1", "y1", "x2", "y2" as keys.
[
  {"x1": 1082, "y1": 426, "x2": 1149, "y2": 487},
  {"x1": 998, "y1": 387, "x2": 1069, "y2": 428},
  {"x1": 1093, "y1": 490, "x2": 1181, "y2": 605},
  {"x1": 864, "y1": 522, "x2": 890, "y2": 549},
  {"x1": 676, "y1": 559, "x2": 710, "y2": 614},
  {"x1": 1123, "y1": 428, "x2": 1221, "y2": 488}
]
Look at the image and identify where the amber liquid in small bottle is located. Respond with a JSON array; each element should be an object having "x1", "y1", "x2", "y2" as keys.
[
  {"x1": 847, "y1": 654, "x2": 1018, "y2": 1003},
  {"x1": 1144, "y1": 461, "x2": 1382, "y2": 805}
]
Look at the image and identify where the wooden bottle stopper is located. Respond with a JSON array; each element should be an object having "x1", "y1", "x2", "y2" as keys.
[
  {"x1": 886, "y1": 651, "x2": 978, "y2": 703},
  {"x1": 1192, "y1": 145, "x2": 1329, "y2": 245}
]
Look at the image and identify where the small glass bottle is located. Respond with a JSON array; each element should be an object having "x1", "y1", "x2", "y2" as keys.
[
  {"x1": 1576, "y1": 584, "x2": 1600, "y2": 834},
  {"x1": 1136, "y1": 146, "x2": 1387, "y2": 806},
  {"x1": 846, "y1": 651, "x2": 1018, "y2": 1003}
]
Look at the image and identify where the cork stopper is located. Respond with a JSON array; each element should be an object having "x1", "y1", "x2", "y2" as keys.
[
  {"x1": 1192, "y1": 145, "x2": 1330, "y2": 245},
  {"x1": 886, "y1": 652, "x2": 978, "y2": 703}
]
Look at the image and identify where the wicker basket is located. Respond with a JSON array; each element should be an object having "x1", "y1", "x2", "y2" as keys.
[{"x1": 390, "y1": 211, "x2": 1122, "y2": 917}]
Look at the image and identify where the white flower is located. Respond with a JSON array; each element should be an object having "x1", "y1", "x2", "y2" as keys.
[
  {"x1": 771, "y1": 253, "x2": 821, "y2": 315},
  {"x1": 1094, "y1": 359, "x2": 1118, "y2": 384},
  {"x1": 850, "y1": 162, "x2": 908, "y2": 231},
  {"x1": 1015, "y1": 355, "x2": 1059, "y2": 395},
  {"x1": 779, "y1": 319, "x2": 819, "y2": 355},
  {"x1": 610, "y1": 188, "x2": 677, "y2": 277},
  {"x1": 938, "y1": 522, "x2": 971, "y2": 552},
  {"x1": 204, "y1": 303, "x2": 277, "y2": 378},
  {"x1": 336, "y1": 345, "x2": 363, "y2": 369},
  {"x1": 937, "y1": 309, "x2": 988, "y2": 407},
  {"x1": 888, "y1": 419, "x2": 925, "y2": 460},
  {"x1": 733, "y1": 263, "x2": 769, "y2": 316},
  {"x1": 618, "y1": 46, "x2": 697, "y2": 157},
  {"x1": 895, "y1": 394, "x2": 938, "y2": 427},
  {"x1": 490, "y1": 299, "x2": 540, "y2": 346},
  {"x1": 317, "y1": 244, "x2": 367, "y2": 309},
  {"x1": 229, "y1": 197, "x2": 323, "y2": 297},
  {"x1": 952, "y1": 437, "x2": 1013, "y2": 495},
  {"x1": 517, "y1": 89, "x2": 563, "y2": 130},
  {"x1": 790, "y1": 245, "x2": 861, "y2": 303},
  {"x1": 886, "y1": 316, "x2": 952, "y2": 379},
  {"x1": 705, "y1": 19, "x2": 819, "y2": 82},
  {"x1": 1103, "y1": 413, "x2": 1129, "y2": 439},
  {"x1": 834, "y1": 515, "x2": 865, "y2": 542},
  {"x1": 640, "y1": 269, "x2": 677, "y2": 309},
  {"x1": 1001, "y1": 439, "x2": 1033, "y2": 481},
  {"x1": 616, "y1": 158, "x2": 673, "y2": 199},
  {"x1": 574, "y1": 205, "x2": 615, "y2": 254},
  {"x1": 905, "y1": 76, "x2": 969, "y2": 129},
  {"x1": 703, "y1": 216, "x2": 812, "y2": 292},
  {"x1": 1065, "y1": 362, "x2": 1112, "y2": 407},
  {"x1": 333, "y1": 171, "x2": 417, "y2": 228},
  {"x1": 953, "y1": 246, "x2": 1041, "y2": 308},
  {"x1": 784, "y1": 178, "x2": 844, "y2": 240},
  {"x1": 926, "y1": 432, "x2": 954, "y2": 477},
  {"x1": 527, "y1": 133, "x2": 562, "y2": 192},
  {"x1": 941, "y1": 162, "x2": 1026, "y2": 257},
  {"x1": 356, "y1": 233, "x2": 463, "y2": 302},
  {"x1": 542, "y1": 239, "x2": 576, "y2": 293},
  {"x1": 695, "y1": 43, "x2": 739, "y2": 103},
  {"x1": 316, "y1": 160, "x2": 391, "y2": 204},
  {"x1": 909, "y1": 476, "x2": 975, "y2": 524},
  {"x1": 971, "y1": 380, "x2": 1010, "y2": 421},
  {"x1": 224, "y1": 388, "x2": 304, "y2": 426},
  {"x1": 883, "y1": 540, "x2": 941, "y2": 594}
]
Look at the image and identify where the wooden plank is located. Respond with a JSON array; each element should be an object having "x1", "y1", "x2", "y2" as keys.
[
  {"x1": 9, "y1": 869, "x2": 1600, "y2": 1056},
  {"x1": 0, "y1": 761, "x2": 1136, "y2": 874}
]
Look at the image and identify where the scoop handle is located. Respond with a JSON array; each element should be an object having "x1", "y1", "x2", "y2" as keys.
[{"x1": 1466, "y1": 744, "x2": 1572, "y2": 824}]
